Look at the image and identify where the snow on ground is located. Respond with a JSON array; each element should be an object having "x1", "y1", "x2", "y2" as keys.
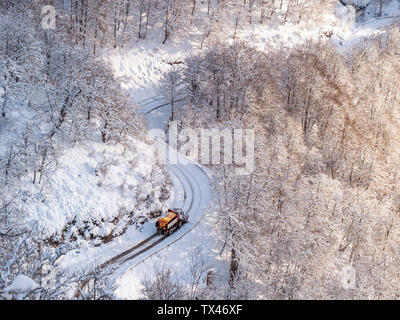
[
  {"x1": 10, "y1": 134, "x2": 177, "y2": 276},
  {"x1": 107, "y1": 36, "x2": 196, "y2": 103},
  {"x1": 361, "y1": 0, "x2": 400, "y2": 20},
  {"x1": 236, "y1": 2, "x2": 400, "y2": 52},
  {"x1": 113, "y1": 144, "x2": 214, "y2": 299},
  {"x1": 5, "y1": 275, "x2": 38, "y2": 293},
  {"x1": 1, "y1": 0, "x2": 398, "y2": 300},
  {"x1": 3, "y1": 274, "x2": 39, "y2": 300},
  {"x1": 56, "y1": 156, "x2": 184, "y2": 273},
  {"x1": 23, "y1": 139, "x2": 161, "y2": 236},
  {"x1": 43, "y1": 23, "x2": 201, "y2": 283},
  {"x1": 106, "y1": 2, "x2": 400, "y2": 299},
  {"x1": 106, "y1": 36, "x2": 197, "y2": 132},
  {"x1": 44, "y1": 0, "x2": 399, "y2": 298},
  {"x1": 105, "y1": 36, "x2": 216, "y2": 299},
  {"x1": 115, "y1": 205, "x2": 221, "y2": 299},
  {"x1": 341, "y1": 15, "x2": 400, "y2": 46},
  {"x1": 337, "y1": 0, "x2": 400, "y2": 46},
  {"x1": 236, "y1": 12, "x2": 343, "y2": 51}
]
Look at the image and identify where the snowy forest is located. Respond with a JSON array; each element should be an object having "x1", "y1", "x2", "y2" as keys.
[{"x1": 1, "y1": 0, "x2": 400, "y2": 300}]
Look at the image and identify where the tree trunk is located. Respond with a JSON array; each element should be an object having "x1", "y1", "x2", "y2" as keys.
[
  {"x1": 144, "y1": 1, "x2": 151, "y2": 39},
  {"x1": 38, "y1": 147, "x2": 48, "y2": 185},
  {"x1": 102, "y1": 112, "x2": 110, "y2": 143},
  {"x1": 233, "y1": 13, "x2": 239, "y2": 40},
  {"x1": 191, "y1": 0, "x2": 196, "y2": 16},
  {"x1": 378, "y1": 0, "x2": 383, "y2": 17},
  {"x1": 5, "y1": 148, "x2": 12, "y2": 185},
  {"x1": 121, "y1": 0, "x2": 131, "y2": 46},
  {"x1": 139, "y1": 0, "x2": 144, "y2": 39},
  {"x1": 169, "y1": 96, "x2": 174, "y2": 122},
  {"x1": 229, "y1": 247, "x2": 239, "y2": 288},
  {"x1": 114, "y1": 6, "x2": 118, "y2": 48},
  {"x1": 93, "y1": 18, "x2": 98, "y2": 55},
  {"x1": 1, "y1": 93, "x2": 7, "y2": 118},
  {"x1": 163, "y1": 1, "x2": 169, "y2": 44},
  {"x1": 49, "y1": 96, "x2": 69, "y2": 139}
]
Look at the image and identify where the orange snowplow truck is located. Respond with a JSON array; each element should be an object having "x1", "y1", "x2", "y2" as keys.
[{"x1": 156, "y1": 208, "x2": 189, "y2": 235}]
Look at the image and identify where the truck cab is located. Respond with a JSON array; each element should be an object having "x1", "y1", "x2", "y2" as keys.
[{"x1": 156, "y1": 208, "x2": 189, "y2": 235}]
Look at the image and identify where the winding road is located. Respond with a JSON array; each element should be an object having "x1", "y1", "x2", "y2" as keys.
[
  {"x1": 108, "y1": 143, "x2": 212, "y2": 286},
  {"x1": 77, "y1": 99, "x2": 212, "y2": 293}
]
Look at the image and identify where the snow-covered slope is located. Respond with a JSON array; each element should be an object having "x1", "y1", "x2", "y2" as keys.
[{"x1": 23, "y1": 139, "x2": 167, "y2": 239}]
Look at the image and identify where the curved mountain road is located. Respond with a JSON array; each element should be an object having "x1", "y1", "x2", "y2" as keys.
[
  {"x1": 108, "y1": 140, "x2": 212, "y2": 286},
  {"x1": 74, "y1": 98, "x2": 211, "y2": 297},
  {"x1": 83, "y1": 99, "x2": 212, "y2": 293}
]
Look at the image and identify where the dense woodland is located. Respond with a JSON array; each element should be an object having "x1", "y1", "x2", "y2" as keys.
[
  {"x1": 144, "y1": 1, "x2": 400, "y2": 299},
  {"x1": 0, "y1": 1, "x2": 149, "y2": 299},
  {"x1": 1, "y1": 0, "x2": 400, "y2": 299},
  {"x1": 174, "y1": 29, "x2": 400, "y2": 299}
]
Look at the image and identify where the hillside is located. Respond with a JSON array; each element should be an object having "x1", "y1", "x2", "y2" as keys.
[{"x1": 1, "y1": 0, "x2": 400, "y2": 301}]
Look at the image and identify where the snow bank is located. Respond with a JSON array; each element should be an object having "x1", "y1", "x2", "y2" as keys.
[
  {"x1": 20, "y1": 138, "x2": 168, "y2": 239},
  {"x1": 6, "y1": 275, "x2": 38, "y2": 292},
  {"x1": 107, "y1": 39, "x2": 195, "y2": 103}
]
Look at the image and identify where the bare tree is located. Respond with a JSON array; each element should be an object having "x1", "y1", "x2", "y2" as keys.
[{"x1": 141, "y1": 259, "x2": 185, "y2": 300}]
